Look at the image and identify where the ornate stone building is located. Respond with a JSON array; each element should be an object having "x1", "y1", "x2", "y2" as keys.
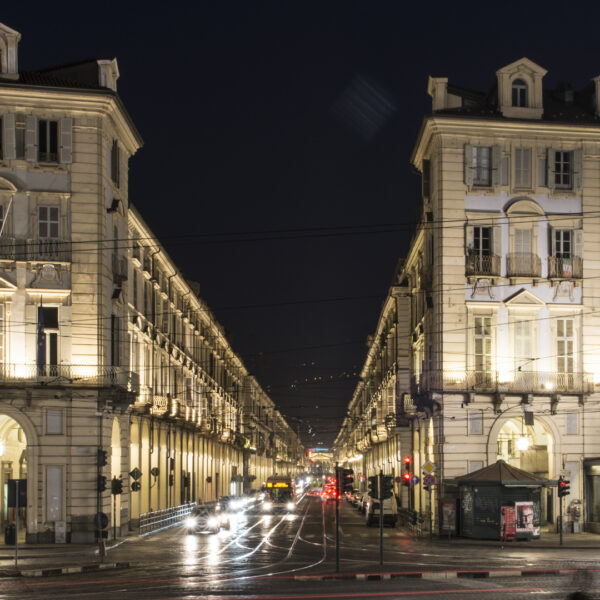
[
  {"x1": 0, "y1": 22, "x2": 302, "y2": 543},
  {"x1": 336, "y1": 58, "x2": 600, "y2": 533}
]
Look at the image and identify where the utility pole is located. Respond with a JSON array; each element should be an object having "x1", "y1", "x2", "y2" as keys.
[{"x1": 335, "y1": 462, "x2": 340, "y2": 573}]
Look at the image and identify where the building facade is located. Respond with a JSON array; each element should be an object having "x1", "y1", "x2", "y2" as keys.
[
  {"x1": 0, "y1": 22, "x2": 303, "y2": 544},
  {"x1": 336, "y1": 58, "x2": 600, "y2": 533}
]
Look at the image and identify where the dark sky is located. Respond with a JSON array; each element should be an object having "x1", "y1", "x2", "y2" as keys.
[{"x1": 5, "y1": 3, "x2": 600, "y2": 446}]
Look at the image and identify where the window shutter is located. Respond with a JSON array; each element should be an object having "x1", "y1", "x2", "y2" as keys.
[
  {"x1": 573, "y1": 149, "x2": 583, "y2": 189},
  {"x1": 501, "y1": 156, "x2": 509, "y2": 186},
  {"x1": 59, "y1": 117, "x2": 73, "y2": 164},
  {"x1": 465, "y1": 225, "x2": 474, "y2": 251},
  {"x1": 2, "y1": 113, "x2": 15, "y2": 160},
  {"x1": 549, "y1": 226, "x2": 556, "y2": 257},
  {"x1": 25, "y1": 115, "x2": 37, "y2": 162},
  {"x1": 547, "y1": 149, "x2": 556, "y2": 190},
  {"x1": 516, "y1": 148, "x2": 531, "y2": 188},
  {"x1": 492, "y1": 226, "x2": 502, "y2": 257},
  {"x1": 464, "y1": 144, "x2": 473, "y2": 186},
  {"x1": 538, "y1": 158, "x2": 547, "y2": 186},
  {"x1": 574, "y1": 229, "x2": 583, "y2": 258},
  {"x1": 422, "y1": 159, "x2": 430, "y2": 199},
  {"x1": 491, "y1": 145, "x2": 501, "y2": 187}
]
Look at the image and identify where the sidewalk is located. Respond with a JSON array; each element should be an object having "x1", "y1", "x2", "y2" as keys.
[{"x1": 0, "y1": 541, "x2": 128, "y2": 577}]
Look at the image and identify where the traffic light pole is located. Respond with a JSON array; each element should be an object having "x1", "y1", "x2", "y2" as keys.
[
  {"x1": 559, "y1": 493, "x2": 563, "y2": 546},
  {"x1": 335, "y1": 463, "x2": 340, "y2": 573},
  {"x1": 379, "y1": 470, "x2": 383, "y2": 567}
]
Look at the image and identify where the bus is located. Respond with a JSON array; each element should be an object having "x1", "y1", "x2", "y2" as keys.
[{"x1": 264, "y1": 476, "x2": 296, "y2": 512}]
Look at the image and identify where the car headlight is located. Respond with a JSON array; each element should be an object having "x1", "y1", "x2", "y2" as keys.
[
  {"x1": 263, "y1": 501, "x2": 273, "y2": 510},
  {"x1": 286, "y1": 502, "x2": 294, "y2": 511},
  {"x1": 185, "y1": 517, "x2": 197, "y2": 528},
  {"x1": 207, "y1": 517, "x2": 219, "y2": 528}
]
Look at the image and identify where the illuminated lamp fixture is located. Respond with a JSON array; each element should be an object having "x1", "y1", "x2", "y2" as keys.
[{"x1": 516, "y1": 436, "x2": 530, "y2": 452}]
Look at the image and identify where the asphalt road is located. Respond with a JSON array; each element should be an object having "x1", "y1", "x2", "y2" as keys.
[{"x1": 0, "y1": 496, "x2": 597, "y2": 599}]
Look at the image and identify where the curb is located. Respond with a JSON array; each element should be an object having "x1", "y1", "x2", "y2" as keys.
[
  {"x1": 293, "y1": 568, "x2": 578, "y2": 581},
  {"x1": 20, "y1": 561, "x2": 130, "y2": 578}
]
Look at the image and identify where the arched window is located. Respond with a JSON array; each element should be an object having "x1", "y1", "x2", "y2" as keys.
[{"x1": 512, "y1": 78, "x2": 528, "y2": 107}]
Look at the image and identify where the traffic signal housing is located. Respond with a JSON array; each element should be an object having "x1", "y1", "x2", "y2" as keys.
[
  {"x1": 558, "y1": 476, "x2": 570, "y2": 498},
  {"x1": 97, "y1": 474, "x2": 107, "y2": 493},
  {"x1": 368, "y1": 475, "x2": 379, "y2": 499},
  {"x1": 341, "y1": 468, "x2": 354, "y2": 491},
  {"x1": 402, "y1": 471, "x2": 412, "y2": 486},
  {"x1": 97, "y1": 448, "x2": 108, "y2": 467},
  {"x1": 381, "y1": 476, "x2": 394, "y2": 499},
  {"x1": 111, "y1": 476, "x2": 123, "y2": 495}
]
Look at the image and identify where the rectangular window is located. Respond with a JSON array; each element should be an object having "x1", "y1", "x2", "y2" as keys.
[
  {"x1": 46, "y1": 466, "x2": 62, "y2": 521},
  {"x1": 111, "y1": 314, "x2": 120, "y2": 367},
  {"x1": 555, "y1": 151, "x2": 572, "y2": 189},
  {"x1": 566, "y1": 412, "x2": 578, "y2": 435},
  {"x1": 514, "y1": 229, "x2": 532, "y2": 255},
  {"x1": 111, "y1": 139, "x2": 120, "y2": 187},
  {"x1": 554, "y1": 230, "x2": 572, "y2": 258},
  {"x1": 38, "y1": 120, "x2": 58, "y2": 162},
  {"x1": 514, "y1": 320, "x2": 532, "y2": 369},
  {"x1": 46, "y1": 409, "x2": 63, "y2": 435},
  {"x1": 38, "y1": 206, "x2": 59, "y2": 239},
  {"x1": 468, "y1": 410, "x2": 483, "y2": 435},
  {"x1": 473, "y1": 227, "x2": 491, "y2": 256},
  {"x1": 474, "y1": 316, "x2": 492, "y2": 383},
  {"x1": 557, "y1": 318, "x2": 574, "y2": 374},
  {"x1": 515, "y1": 148, "x2": 532, "y2": 188},
  {"x1": 472, "y1": 146, "x2": 491, "y2": 186},
  {"x1": 132, "y1": 269, "x2": 138, "y2": 310},
  {"x1": 38, "y1": 306, "x2": 59, "y2": 376}
]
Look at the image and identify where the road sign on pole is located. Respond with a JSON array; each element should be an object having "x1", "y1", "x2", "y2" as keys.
[{"x1": 422, "y1": 461, "x2": 436, "y2": 475}]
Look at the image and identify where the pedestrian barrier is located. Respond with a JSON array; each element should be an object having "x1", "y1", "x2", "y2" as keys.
[{"x1": 139, "y1": 502, "x2": 196, "y2": 534}]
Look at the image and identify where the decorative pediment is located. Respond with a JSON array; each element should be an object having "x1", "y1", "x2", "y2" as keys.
[
  {"x1": 0, "y1": 177, "x2": 17, "y2": 193},
  {"x1": 505, "y1": 289, "x2": 545, "y2": 306},
  {"x1": 0, "y1": 22, "x2": 21, "y2": 79},
  {"x1": 496, "y1": 57, "x2": 546, "y2": 119}
]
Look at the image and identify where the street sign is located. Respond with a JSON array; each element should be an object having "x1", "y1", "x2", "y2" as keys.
[
  {"x1": 394, "y1": 476, "x2": 402, "y2": 483},
  {"x1": 411, "y1": 475, "x2": 420, "y2": 485},
  {"x1": 422, "y1": 461, "x2": 436, "y2": 475},
  {"x1": 129, "y1": 467, "x2": 142, "y2": 480},
  {"x1": 423, "y1": 474, "x2": 435, "y2": 487}
]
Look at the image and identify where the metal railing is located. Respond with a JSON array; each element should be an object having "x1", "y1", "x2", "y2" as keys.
[
  {"x1": 0, "y1": 238, "x2": 72, "y2": 261},
  {"x1": 0, "y1": 364, "x2": 139, "y2": 393},
  {"x1": 465, "y1": 254, "x2": 500, "y2": 276},
  {"x1": 415, "y1": 369, "x2": 594, "y2": 394},
  {"x1": 549, "y1": 256, "x2": 582, "y2": 279},
  {"x1": 507, "y1": 253, "x2": 541, "y2": 277},
  {"x1": 139, "y1": 502, "x2": 196, "y2": 535}
]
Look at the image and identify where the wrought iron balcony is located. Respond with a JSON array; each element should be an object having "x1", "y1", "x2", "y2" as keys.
[
  {"x1": 507, "y1": 253, "x2": 541, "y2": 277},
  {"x1": 0, "y1": 364, "x2": 139, "y2": 392},
  {"x1": 465, "y1": 254, "x2": 500, "y2": 277},
  {"x1": 548, "y1": 256, "x2": 582, "y2": 279},
  {"x1": 415, "y1": 369, "x2": 593, "y2": 395}
]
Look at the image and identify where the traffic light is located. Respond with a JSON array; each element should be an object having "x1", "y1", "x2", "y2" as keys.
[
  {"x1": 404, "y1": 456, "x2": 411, "y2": 471},
  {"x1": 368, "y1": 475, "x2": 379, "y2": 498},
  {"x1": 558, "y1": 476, "x2": 570, "y2": 498},
  {"x1": 97, "y1": 474, "x2": 107, "y2": 493},
  {"x1": 381, "y1": 476, "x2": 394, "y2": 499},
  {"x1": 97, "y1": 448, "x2": 108, "y2": 467},
  {"x1": 342, "y1": 468, "x2": 354, "y2": 491},
  {"x1": 111, "y1": 476, "x2": 123, "y2": 495},
  {"x1": 402, "y1": 471, "x2": 412, "y2": 486}
]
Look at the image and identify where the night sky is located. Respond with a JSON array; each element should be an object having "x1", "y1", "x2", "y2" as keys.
[{"x1": 5, "y1": 3, "x2": 600, "y2": 446}]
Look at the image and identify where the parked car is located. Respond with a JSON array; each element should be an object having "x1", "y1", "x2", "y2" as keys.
[
  {"x1": 364, "y1": 495, "x2": 397, "y2": 527},
  {"x1": 355, "y1": 492, "x2": 368, "y2": 513}
]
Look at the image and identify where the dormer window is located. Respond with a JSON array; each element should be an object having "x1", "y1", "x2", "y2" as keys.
[{"x1": 512, "y1": 79, "x2": 528, "y2": 107}]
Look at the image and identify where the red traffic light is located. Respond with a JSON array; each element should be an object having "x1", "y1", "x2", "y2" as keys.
[
  {"x1": 402, "y1": 471, "x2": 411, "y2": 482},
  {"x1": 404, "y1": 456, "x2": 411, "y2": 465}
]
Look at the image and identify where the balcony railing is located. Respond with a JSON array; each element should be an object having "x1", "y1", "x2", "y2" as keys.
[
  {"x1": 465, "y1": 254, "x2": 500, "y2": 277},
  {"x1": 507, "y1": 253, "x2": 541, "y2": 277},
  {"x1": 415, "y1": 369, "x2": 593, "y2": 395},
  {"x1": 0, "y1": 364, "x2": 139, "y2": 392},
  {"x1": 0, "y1": 238, "x2": 72, "y2": 262},
  {"x1": 549, "y1": 256, "x2": 582, "y2": 279}
]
